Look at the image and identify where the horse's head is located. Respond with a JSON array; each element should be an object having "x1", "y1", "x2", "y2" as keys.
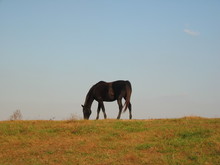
[{"x1": 81, "y1": 105, "x2": 92, "y2": 119}]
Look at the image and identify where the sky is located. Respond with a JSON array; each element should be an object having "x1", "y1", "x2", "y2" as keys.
[{"x1": 0, "y1": 0, "x2": 220, "y2": 120}]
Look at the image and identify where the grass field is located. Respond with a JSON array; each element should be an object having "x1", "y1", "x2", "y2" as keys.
[{"x1": 0, "y1": 117, "x2": 219, "y2": 165}]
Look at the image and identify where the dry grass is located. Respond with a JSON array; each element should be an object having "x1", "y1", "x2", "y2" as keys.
[{"x1": 0, "y1": 118, "x2": 219, "y2": 165}]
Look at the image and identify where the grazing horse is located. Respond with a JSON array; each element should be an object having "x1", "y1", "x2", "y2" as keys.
[{"x1": 81, "y1": 80, "x2": 132, "y2": 120}]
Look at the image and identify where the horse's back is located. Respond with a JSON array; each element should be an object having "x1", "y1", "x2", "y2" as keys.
[
  {"x1": 112, "y1": 80, "x2": 131, "y2": 89},
  {"x1": 92, "y1": 80, "x2": 131, "y2": 100}
]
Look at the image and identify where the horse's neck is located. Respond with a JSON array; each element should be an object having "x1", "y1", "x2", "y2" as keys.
[{"x1": 84, "y1": 92, "x2": 94, "y2": 108}]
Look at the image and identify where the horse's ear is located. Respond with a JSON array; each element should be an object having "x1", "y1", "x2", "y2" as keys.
[{"x1": 81, "y1": 105, "x2": 84, "y2": 108}]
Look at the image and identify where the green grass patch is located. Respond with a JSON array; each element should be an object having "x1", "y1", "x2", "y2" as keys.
[
  {"x1": 113, "y1": 120, "x2": 148, "y2": 132},
  {"x1": 135, "y1": 143, "x2": 153, "y2": 150},
  {"x1": 178, "y1": 128, "x2": 211, "y2": 139}
]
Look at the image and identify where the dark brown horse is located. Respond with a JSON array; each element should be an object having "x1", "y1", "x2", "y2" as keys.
[{"x1": 81, "y1": 80, "x2": 132, "y2": 120}]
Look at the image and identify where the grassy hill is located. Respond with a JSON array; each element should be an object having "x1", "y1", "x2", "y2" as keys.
[{"x1": 0, "y1": 117, "x2": 219, "y2": 165}]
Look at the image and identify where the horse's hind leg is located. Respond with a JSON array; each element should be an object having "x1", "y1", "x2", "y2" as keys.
[
  {"x1": 128, "y1": 103, "x2": 132, "y2": 119},
  {"x1": 100, "y1": 102, "x2": 107, "y2": 119},
  {"x1": 117, "y1": 99, "x2": 123, "y2": 119}
]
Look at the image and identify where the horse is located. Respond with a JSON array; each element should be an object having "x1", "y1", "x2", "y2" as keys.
[{"x1": 81, "y1": 80, "x2": 132, "y2": 120}]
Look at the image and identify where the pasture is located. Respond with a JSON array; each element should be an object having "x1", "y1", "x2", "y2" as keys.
[{"x1": 0, "y1": 117, "x2": 219, "y2": 165}]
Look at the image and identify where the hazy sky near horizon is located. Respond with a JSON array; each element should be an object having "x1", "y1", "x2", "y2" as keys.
[{"x1": 0, "y1": 1, "x2": 220, "y2": 120}]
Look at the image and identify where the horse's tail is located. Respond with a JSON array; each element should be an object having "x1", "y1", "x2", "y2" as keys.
[{"x1": 123, "y1": 81, "x2": 132, "y2": 112}]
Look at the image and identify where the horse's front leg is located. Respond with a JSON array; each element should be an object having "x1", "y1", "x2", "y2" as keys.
[
  {"x1": 96, "y1": 103, "x2": 101, "y2": 120},
  {"x1": 100, "y1": 102, "x2": 107, "y2": 119}
]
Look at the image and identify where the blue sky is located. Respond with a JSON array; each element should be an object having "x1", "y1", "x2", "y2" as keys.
[{"x1": 0, "y1": 0, "x2": 220, "y2": 120}]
